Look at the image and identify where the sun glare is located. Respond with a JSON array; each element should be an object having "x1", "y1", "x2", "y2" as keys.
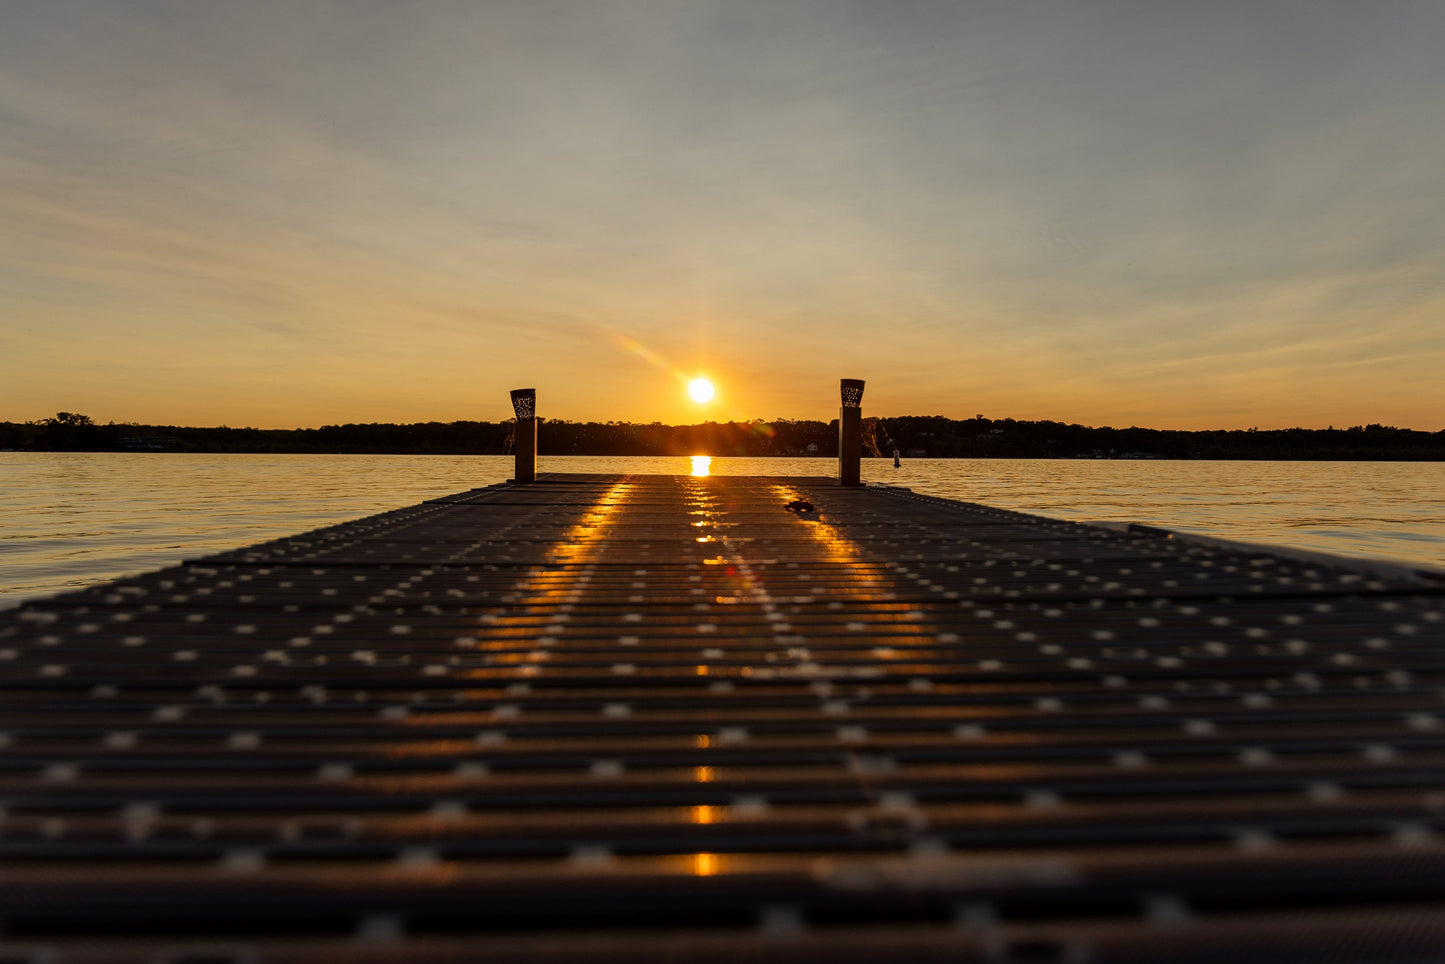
[{"x1": 688, "y1": 377, "x2": 715, "y2": 404}]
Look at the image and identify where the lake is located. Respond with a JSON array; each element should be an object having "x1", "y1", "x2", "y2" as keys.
[{"x1": 2, "y1": 452, "x2": 1442, "y2": 607}]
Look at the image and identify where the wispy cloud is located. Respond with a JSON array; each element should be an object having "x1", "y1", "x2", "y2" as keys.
[{"x1": 1, "y1": 1, "x2": 1442, "y2": 427}]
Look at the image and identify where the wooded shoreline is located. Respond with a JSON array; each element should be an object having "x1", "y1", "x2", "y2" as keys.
[{"x1": 5, "y1": 413, "x2": 1443, "y2": 460}]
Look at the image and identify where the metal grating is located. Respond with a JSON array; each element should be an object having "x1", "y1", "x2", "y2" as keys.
[
  {"x1": 840, "y1": 379, "x2": 865, "y2": 409},
  {"x1": 1, "y1": 473, "x2": 1443, "y2": 962},
  {"x1": 509, "y1": 388, "x2": 536, "y2": 421}
]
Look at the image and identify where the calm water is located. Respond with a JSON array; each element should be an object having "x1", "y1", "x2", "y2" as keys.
[{"x1": 2, "y1": 453, "x2": 1442, "y2": 606}]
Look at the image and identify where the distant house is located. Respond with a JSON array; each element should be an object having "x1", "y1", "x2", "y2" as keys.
[
  {"x1": 119, "y1": 436, "x2": 180, "y2": 451},
  {"x1": 806, "y1": 443, "x2": 819, "y2": 454},
  {"x1": 906, "y1": 448, "x2": 926, "y2": 458}
]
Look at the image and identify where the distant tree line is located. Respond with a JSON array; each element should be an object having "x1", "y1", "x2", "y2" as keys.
[{"x1": 3, "y1": 412, "x2": 1443, "y2": 460}]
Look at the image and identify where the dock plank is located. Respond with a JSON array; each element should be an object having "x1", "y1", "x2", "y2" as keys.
[{"x1": 2, "y1": 473, "x2": 1443, "y2": 962}]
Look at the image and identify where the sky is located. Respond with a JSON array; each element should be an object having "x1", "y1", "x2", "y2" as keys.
[{"x1": 2, "y1": 1, "x2": 1443, "y2": 430}]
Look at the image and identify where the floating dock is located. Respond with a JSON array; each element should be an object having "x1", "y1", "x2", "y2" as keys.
[{"x1": 2, "y1": 473, "x2": 1444, "y2": 962}]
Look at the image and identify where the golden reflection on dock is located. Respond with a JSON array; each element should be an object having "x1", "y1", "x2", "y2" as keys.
[
  {"x1": 458, "y1": 481, "x2": 632, "y2": 676},
  {"x1": 772, "y1": 482, "x2": 940, "y2": 655}
]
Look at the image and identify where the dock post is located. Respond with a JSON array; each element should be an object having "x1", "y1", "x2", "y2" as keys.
[
  {"x1": 839, "y1": 378, "x2": 865, "y2": 486},
  {"x1": 510, "y1": 388, "x2": 537, "y2": 484}
]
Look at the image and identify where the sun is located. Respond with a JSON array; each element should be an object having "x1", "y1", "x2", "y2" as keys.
[{"x1": 688, "y1": 377, "x2": 716, "y2": 404}]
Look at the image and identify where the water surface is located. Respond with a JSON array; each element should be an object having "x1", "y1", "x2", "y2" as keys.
[{"x1": 2, "y1": 453, "x2": 1441, "y2": 606}]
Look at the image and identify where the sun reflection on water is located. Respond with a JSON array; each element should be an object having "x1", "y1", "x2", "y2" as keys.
[{"x1": 690, "y1": 455, "x2": 712, "y2": 477}]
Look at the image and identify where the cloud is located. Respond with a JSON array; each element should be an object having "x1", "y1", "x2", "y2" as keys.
[{"x1": 1, "y1": 1, "x2": 1442, "y2": 427}]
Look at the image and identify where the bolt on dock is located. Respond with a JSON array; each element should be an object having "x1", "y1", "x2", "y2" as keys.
[{"x1": 2, "y1": 466, "x2": 1444, "y2": 962}]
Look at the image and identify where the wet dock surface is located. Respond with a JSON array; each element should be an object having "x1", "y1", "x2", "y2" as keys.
[{"x1": 2, "y1": 473, "x2": 1444, "y2": 962}]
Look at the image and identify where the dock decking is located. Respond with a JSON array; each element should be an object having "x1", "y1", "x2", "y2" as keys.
[{"x1": 3, "y1": 473, "x2": 1444, "y2": 962}]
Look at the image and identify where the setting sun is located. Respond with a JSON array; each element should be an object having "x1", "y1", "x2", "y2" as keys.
[{"x1": 688, "y1": 377, "x2": 716, "y2": 404}]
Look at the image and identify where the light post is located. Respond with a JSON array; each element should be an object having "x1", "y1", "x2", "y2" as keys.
[
  {"x1": 510, "y1": 388, "x2": 537, "y2": 484},
  {"x1": 839, "y1": 378, "x2": 864, "y2": 487}
]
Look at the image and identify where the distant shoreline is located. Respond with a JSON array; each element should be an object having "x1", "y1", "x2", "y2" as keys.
[
  {"x1": 6, "y1": 452, "x2": 1443, "y2": 463},
  {"x1": 5, "y1": 415, "x2": 1442, "y2": 461}
]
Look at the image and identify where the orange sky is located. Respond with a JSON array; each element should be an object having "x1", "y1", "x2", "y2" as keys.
[{"x1": 3, "y1": 3, "x2": 1443, "y2": 430}]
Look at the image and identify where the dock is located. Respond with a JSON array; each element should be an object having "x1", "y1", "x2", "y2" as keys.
[{"x1": 3, "y1": 471, "x2": 1444, "y2": 962}]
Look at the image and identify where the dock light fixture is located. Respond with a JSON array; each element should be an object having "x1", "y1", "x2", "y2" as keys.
[
  {"x1": 839, "y1": 378, "x2": 865, "y2": 487},
  {"x1": 510, "y1": 388, "x2": 537, "y2": 484}
]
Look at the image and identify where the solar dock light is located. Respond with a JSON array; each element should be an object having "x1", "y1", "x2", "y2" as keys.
[
  {"x1": 839, "y1": 378, "x2": 864, "y2": 487},
  {"x1": 510, "y1": 387, "x2": 537, "y2": 484}
]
